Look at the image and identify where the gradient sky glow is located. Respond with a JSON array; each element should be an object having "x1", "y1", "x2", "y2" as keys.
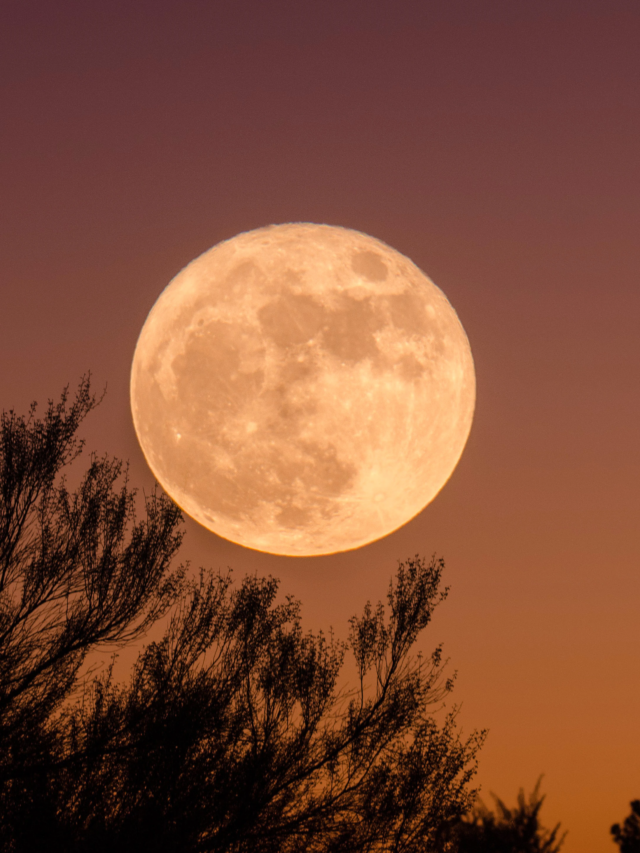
[{"x1": 2, "y1": 2, "x2": 639, "y2": 849}]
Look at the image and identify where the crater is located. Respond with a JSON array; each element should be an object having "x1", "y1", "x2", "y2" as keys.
[{"x1": 352, "y1": 250, "x2": 388, "y2": 282}]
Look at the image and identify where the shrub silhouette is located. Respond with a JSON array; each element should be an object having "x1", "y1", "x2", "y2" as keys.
[
  {"x1": 0, "y1": 379, "x2": 484, "y2": 852},
  {"x1": 612, "y1": 801, "x2": 640, "y2": 853},
  {"x1": 448, "y1": 778, "x2": 566, "y2": 853}
]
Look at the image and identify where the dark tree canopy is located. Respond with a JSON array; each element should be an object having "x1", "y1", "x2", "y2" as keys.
[
  {"x1": 449, "y1": 778, "x2": 566, "y2": 853},
  {"x1": 0, "y1": 378, "x2": 184, "y2": 786},
  {"x1": 612, "y1": 801, "x2": 640, "y2": 853},
  {"x1": 0, "y1": 380, "x2": 484, "y2": 852}
]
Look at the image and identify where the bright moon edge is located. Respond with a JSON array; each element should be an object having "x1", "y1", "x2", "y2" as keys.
[{"x1": 130, "y1": 223, "x2": 476, "y2": 557}]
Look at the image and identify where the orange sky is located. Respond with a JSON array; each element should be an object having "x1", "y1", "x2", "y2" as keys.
[{"x1": 1, "y1": 2, "x2": 639, "y2": 849}]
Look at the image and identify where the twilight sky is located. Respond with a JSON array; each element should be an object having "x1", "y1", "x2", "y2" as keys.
[{"x1": 1, "y1": 1, "x2": 639, "y2": 849}]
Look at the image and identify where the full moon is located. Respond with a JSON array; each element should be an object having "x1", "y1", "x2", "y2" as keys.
[{"x1": 131, "y1": 224, "x2": 475, "y2": 556}]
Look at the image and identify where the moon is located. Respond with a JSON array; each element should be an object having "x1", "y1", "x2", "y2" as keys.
[{"x1": 130, "y1": 224, "x2": 475, "y2": 556}]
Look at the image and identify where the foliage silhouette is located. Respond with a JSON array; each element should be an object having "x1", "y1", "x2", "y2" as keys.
[
  {"x1": 0, "y1": 377, "x2": 185, "y2": 845},
  {"x1": 0, "y1": 380, "x2": 484, "y2": 853},
  {"x1": 447, "y1": 778, "x2": 565, "y2": 853},
  {"x1": 612, "y1": 801, "x2": 640, "y2": 853}
]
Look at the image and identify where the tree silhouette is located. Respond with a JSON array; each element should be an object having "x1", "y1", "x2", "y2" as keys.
[
  {"x1": 447, "y1": 778, "x2": 566, "y2": 853},
  {"x1": 612, "y1": 801, "x2": 640, "y2": 853},
  {"x1": 0, "y1": 377, "x2": 185, "y2": 846},
  {"x1": 0, "y1": 380, "x2": 485, "y2": 852}
]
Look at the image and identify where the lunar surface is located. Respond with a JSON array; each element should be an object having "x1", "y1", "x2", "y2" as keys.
[{"x1": 130, "y1": 224, "x2": 475, "y2": 556}]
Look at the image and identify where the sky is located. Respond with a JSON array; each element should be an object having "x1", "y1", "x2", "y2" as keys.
[{"x1": 1, "y1": 0, "x2": 639, "y2": 848}]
